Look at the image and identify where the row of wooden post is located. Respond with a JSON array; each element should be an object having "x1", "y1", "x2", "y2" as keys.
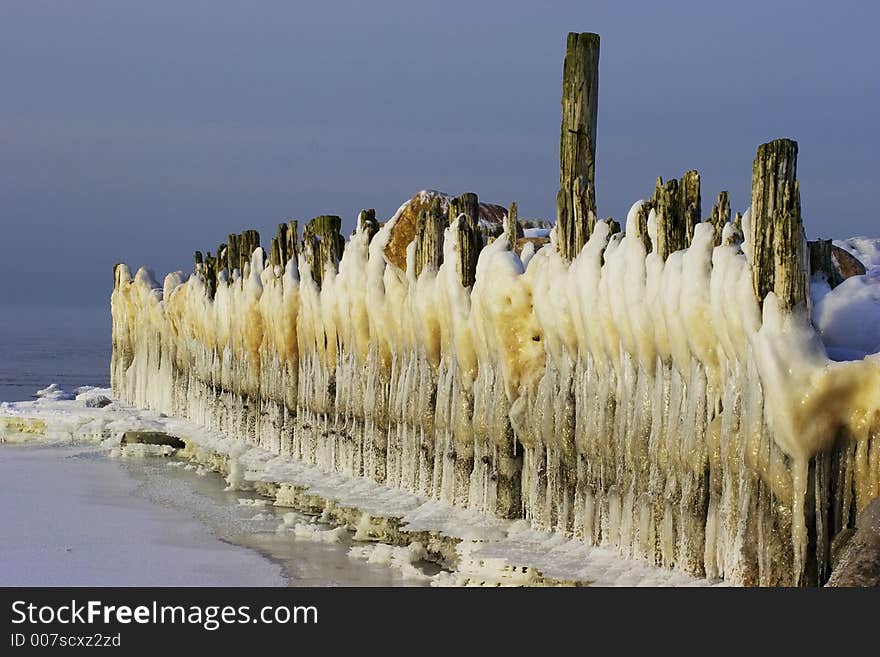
[
  {"x1": 189, "y1": 147, "x2": 807, "y2": 316},
  {"x1": 127, "y1": 30, "x2": 853, "y2": 586},
  {"x1": 557, "y1": 32, "x2": 809, "y2": 312},
  {"x1": 188, "y1": 32, "x2": 813, "y2": 320}
]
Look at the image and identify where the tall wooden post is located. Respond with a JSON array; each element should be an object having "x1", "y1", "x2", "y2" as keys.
[
  {"x1": 557, "y1": 32, "x2": 600, "y2": 261},
  {"x1": 747, "y1": 139, "x2": 808, "y2": 310}
]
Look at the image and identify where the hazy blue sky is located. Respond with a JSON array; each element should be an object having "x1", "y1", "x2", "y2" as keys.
[{"x1": 1, "y1": 0, "x2": 877, "y2": 307}]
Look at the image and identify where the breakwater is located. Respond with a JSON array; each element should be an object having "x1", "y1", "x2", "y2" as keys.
[{"x1": 111, "y1": 33, "x2": 880, "y2": 586}]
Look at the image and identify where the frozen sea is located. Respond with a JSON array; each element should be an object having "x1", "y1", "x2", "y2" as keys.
[
  {"x1": 0, "y1": 304, "x2": 429, "y2": 586},
  {"x1": 0, "y1": 442, "x2": 431, "y2": 586},
  {"x1": 0, "y1": 305, "x2": 111, "y2": 404}
]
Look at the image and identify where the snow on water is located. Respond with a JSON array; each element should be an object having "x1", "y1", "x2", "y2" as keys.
[
  {"x1": 0, "y1": 305, "x2": 110, "y2": 403},
  {"x1": 0, "y1": 387, "x2": 712, "y2": 586},
  {"x1": 36, "y1": 382, "x2": 75, "y2": 400}
]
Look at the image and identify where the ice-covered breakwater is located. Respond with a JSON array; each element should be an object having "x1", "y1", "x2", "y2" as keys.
[{"x1": 111, "y1": 33, "x2": 880, "y2": 586}]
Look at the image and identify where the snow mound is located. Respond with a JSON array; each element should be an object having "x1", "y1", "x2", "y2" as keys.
[
  {"x1": 813, "y1": 273, "x2": 880, "y2": 357},
  {"x1": 348, "y1": 542, "x2": 431, "y2": 581}
]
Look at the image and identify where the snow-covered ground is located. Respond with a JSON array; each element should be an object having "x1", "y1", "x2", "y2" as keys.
[{"x1": 0, "y1": 386, "x2": 712, "y2": 586}]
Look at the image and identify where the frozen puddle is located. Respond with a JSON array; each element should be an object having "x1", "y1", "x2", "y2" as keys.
[{"x1": 0, "y1": 442, "x2": 431, "y2": 586}]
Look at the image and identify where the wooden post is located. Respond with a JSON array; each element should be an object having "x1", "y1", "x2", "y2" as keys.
[
  {"x1": 449, "y1": 193, "x2": 482, "y2": 288},
  {"x1": 808, "y1": 239, "x2": 841, "y2": 288},
  {"x1": 203, "y1": 251, "x2": 217, "y2": 298},
  {"x1": 241, "y1": 229, "x2": 261, "y2": 274},
  {"x1": 285, "y1": 220, "x2": 299, "y2": 268},
  {"x1": 651, "y1": 170, "x2": 702, "y2": 260},
  {"x1": 269, "y1": 234, "x2": 281, "y2": 270},
  {"x1": 557, "y1": 32, "x2": 599, "y2": 261},
  {"x1": 634, "y1": 202, "x2": 653, "y2": 253},
  {"x1": 709, "y1": 191, "x2": 731, "y2": 246},
  {"x1": 414, "y1": 197, "x2": 446, "y2": 277},
  {"x1": 633, "y1": 171, "x2": 700, "y2": 257},
  {"x1": 226, "y1": 233, "x2": 239, "y2": 275},
  {"x1": 449, "y1": 192, "x2": 479, "y2": 230},
  {"x1": 269, "y1": 222, "x2": 297, "y2": 271},
  {"x1": 303, "y1": 215, "x2": 345, "y2": 287},
  {"x1": 504, "y1": 202, "x2": 518, "y2": 249},
  {"x1": 733, "y1": 211, "x2": 743, "y2": 235},
  {"x1": 747, "y1": 139, "x2": 808, "y2": 310},
  {"x1": 679, "y1": 170, "x2": 701, "y2": 244},
  {"x1": 357, "y1": 209, "x2": 380, "y2": 244}
]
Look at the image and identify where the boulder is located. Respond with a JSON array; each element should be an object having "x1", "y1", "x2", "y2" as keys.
[
  {"x1": 383, "y1": 190, "x2": 511, "y2": 271},
  {"x1": 832, "y1": 244, "x2": 867, "y2": 281},
  {"x1": 120, "y1": 431, "x2": 185, "y2": 449},
  {"x1": 827, "y1": 497, "x2": 880, "y2": 587}
]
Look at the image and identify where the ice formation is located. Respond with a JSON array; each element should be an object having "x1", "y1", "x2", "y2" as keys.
[{"x1": 110, "y1": 199, "x2": 880, "y2": 586}]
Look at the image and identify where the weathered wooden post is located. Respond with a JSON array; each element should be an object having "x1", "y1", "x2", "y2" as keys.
[
  {"x1": 203, "y1": 252, "x2": 218, "y2": 297},
  {"x1": 606, "y1": 217, "x2": 621, "y2": 236},
  {"x1": 357, "y1": 209, "x2": 380, "y2": 244},
  {"x1": 747, "y1": 139, "x2": 808, "y2": 310},
  {"x1": 652, "y1": 171, "x2": 702, "y2": 259},
  {"x1": 241, "y1": 229, "x2": 261, "y2": 273},
  {"x1": 449, "y1": 192, "x2": 482, "y2": 288},
  {"x1": 557, "y1": 32, "x2": 599, "y2": 261},
  {"x1": 504, "y1": 202, "x2": 518, "y2": 249},
  {"x1": 269, "y1": 221, "x2": 299, "y2": 271},
  {"x1": 709, "y1": 191, "x2": 731, "y2": 245},
  {"x1": 634, "y1": 203, "x2": 653, "y2": 253},
  {"x1": 679, "y1": 170, "x2": 702, "y2": 244},
  {"x1": 747, "y1": 138, "x2": 819, "y2": 585},
  {"x1": 226, "y1": 233, "x2": 239, "y2": 275},
  {"x1": 808, "y1": 239, "x2": 843, "y2": 288},
  {"x1": 302, "y1": 215, "x2": 345, "y2": 287},
  {"x1": 414, "y1": 197, "x2": 446, "y2": 277}
]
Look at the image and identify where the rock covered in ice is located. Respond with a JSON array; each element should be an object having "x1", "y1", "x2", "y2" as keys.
[
  {"x1": 834, "y1": 237, "x2": 880, "y2": 272},
  {"x1": 382, "y1": 190, "x2": 510, "y2": 270},
  {"x1": 831, "y1": 244, "x2": 868, "y2": 279},
  {"x1": 857, "y1": 497, "x2": 880, "y2": 536},
  {"x1": 827, "y1": 497, "x2": 880, "y2": 587}
]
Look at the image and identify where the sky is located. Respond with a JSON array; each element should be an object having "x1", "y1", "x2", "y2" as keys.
[{"x1": 1, "y1": 0, "x2": 877, "y2": 307}]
